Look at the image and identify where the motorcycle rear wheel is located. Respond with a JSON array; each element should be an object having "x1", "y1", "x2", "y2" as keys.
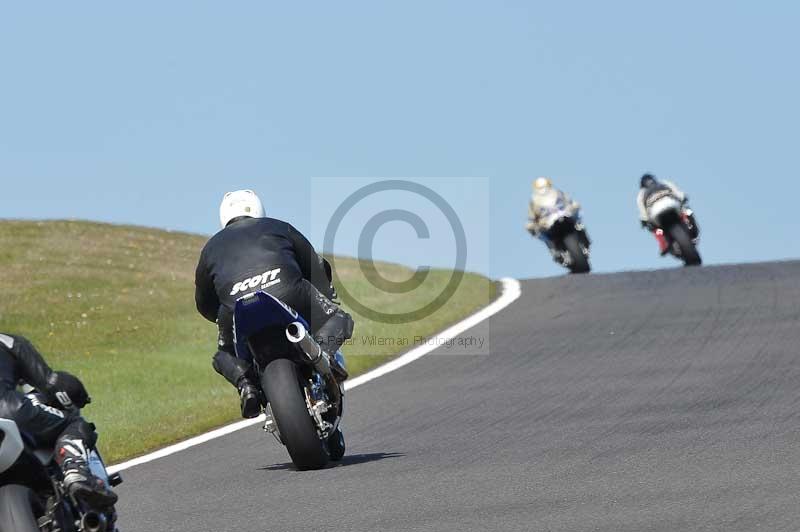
[
  {"x1": 0, "y1": 485, "x2": 41, "y2": 532},
  {"x1": 564, "y1": 233, "x2": 591, "y2": 274},
  {"x1": 669, "y1": 224, "x2": 702, "y2": 266},
  {"x1": 262, "y1": 358, "x2": 330, "y2": 471}
]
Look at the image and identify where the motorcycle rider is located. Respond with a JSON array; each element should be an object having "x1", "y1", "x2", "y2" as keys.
[
  {"x1": 195, "y1": 190, "x2": 354, "y2": 419},
  {"x1": 0, "y1": 333, "x2": 118, "y2": 507},
  {"x1": 637, "y1": 173, "x2": 691, "y2": 255},
  {"x1": 525, "y1": 177, "x2": 583, "y2": 255}
]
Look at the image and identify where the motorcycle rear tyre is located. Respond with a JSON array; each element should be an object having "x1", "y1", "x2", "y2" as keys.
[
  {"x1": 262, "y1": 359, "x2": 330, "y2": 471},
  {"x1": 564, "y1": 233, "x2": 591, "y2": 274},
  {"x1": 670, "y1": 224, "x2": 702, "y2": 266}
]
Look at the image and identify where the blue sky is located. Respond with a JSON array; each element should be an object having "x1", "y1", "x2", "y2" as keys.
[{"x1": 1, "y1": 1, "x2": 798, "y2": 280}]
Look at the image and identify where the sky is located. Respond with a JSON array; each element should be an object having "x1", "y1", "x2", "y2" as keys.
[{"x1": 1, "y1": 1, "x2": 798, "y2": 280}]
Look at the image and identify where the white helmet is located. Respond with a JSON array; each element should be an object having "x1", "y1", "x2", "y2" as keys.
[
  {"x1": 219, "y1": 189, "x2": 266, "y2": 228},
  {"x1": 533, "y1": 177, "x2": 553, "y2": 193}
]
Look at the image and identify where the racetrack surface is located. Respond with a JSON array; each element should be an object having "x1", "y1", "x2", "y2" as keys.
[{"x1": 117, "y1": 261, "x2": 800, "y2": 532}]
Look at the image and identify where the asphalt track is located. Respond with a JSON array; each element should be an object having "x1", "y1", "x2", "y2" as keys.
[{"x1": 117, "y1": 261, "x2": 800, "y2": 532}]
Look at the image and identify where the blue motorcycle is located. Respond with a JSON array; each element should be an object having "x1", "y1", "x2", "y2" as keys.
[{"x1": 233, "y1": 291, "x2": 347, "y2": 470}]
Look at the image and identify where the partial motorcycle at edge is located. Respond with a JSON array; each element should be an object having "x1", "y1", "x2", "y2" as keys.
[{"x1": 0, "y1": 393, "x2": 122, "y2": 532}]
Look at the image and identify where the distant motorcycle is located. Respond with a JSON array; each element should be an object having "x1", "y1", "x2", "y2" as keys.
[
  {"x1": 534, "y1": 200, "x2": 591, "y2": 274},
  {"x1": 644, "y1": 188, "x2": 702, "y2": 266},
  {"x1": 0, "y1": 394, "x2": 122, "y2": 532},
  {"x1": 233, "y1": 291, "x2": 347, "y2": 471}
]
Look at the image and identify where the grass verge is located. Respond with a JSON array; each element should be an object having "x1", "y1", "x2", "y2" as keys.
[{"x1": 0, "y1": 220, "x2": 495, "y2": 463}]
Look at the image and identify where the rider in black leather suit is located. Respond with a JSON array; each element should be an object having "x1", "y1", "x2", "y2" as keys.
[
  {"x1": 0, "y1": 333, "x2": 118, "y2": 507},
  {"x1": 194, "y1": 190, "x2": 354, "y2": 418}
]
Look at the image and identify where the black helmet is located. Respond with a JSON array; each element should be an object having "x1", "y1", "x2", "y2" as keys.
[{"x1": 640, "y1": 173, "x2": 657, "y2": 188}]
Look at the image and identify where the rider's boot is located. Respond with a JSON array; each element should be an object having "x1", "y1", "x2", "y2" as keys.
[
  {"x1": 655, "y1": 229, "x2": 669, "y2": 256},
  {"x1": 315, "y1": 307, "x2": 354, "y2": 382},
  {"x1": 328, "y1": 350, "x2": 349, "y2": 382},
  {"x1": 57, "y1": 439, "x2": 118, "y2": 508},
  {"x1": 237, "y1": 377, "x2": 262, "y2": 419}
]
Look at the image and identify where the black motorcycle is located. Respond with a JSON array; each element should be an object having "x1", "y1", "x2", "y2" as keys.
[
  {"x1": 233, "y1": 291, "x2": 348, "y2": 471},
  {"x1": 644, "y1": 189, "x2": 702, "y2": 266},
  {"x1": 0, "y1": 396, "x2": 122, "y2": 532},
  {"x1": 536, "y1": 201, "x2": 592, "y2": 274}
]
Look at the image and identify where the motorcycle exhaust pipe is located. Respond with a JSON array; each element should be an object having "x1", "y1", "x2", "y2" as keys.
[
  {"x1": 81, "y1": 512, "x2": 108, "y2": 532},
  {"x1": 286, "y1": 322, "x2": 333, "y2": 378}
]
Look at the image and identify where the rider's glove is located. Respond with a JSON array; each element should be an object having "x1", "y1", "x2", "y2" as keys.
[{"x1": 46, "y1": 371, "x2": 91, "y2": 410}]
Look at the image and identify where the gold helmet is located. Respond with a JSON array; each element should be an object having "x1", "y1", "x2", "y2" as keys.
[{"x1": 533, "y1": 177, "x2": 553, "y2": 193}]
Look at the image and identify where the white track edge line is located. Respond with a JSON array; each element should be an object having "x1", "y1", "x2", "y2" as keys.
[{"x1": 108, "y1": 277, "x2": 522, "y2": 474}]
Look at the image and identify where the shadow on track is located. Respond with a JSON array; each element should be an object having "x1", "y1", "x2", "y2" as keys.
[{"x1": 259, "y1": 452, "x2": 405, "y2": 472}]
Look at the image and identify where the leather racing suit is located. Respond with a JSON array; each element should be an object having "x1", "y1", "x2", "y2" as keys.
[
  {"x1": 0, "y1": 333, "x2": 117, "y2": 507},
  {"x1": 194, "y1": 217, "x2": 354, "y2": 389}
]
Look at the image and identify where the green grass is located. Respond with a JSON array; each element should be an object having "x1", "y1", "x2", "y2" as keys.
[{"x1": 0, "y1": 220, "x2": 495, "y2": 463}]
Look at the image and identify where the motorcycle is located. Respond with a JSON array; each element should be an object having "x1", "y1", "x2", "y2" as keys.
[
  {"x1": 0, "y1": 394, "x2": 122, "y2": 532},
  {"x1": 535, "y1": 200, "x2": 591, "y2": 274},
  {"x1": 233, "y1": 291, "x2": 348, "y2": 470},
  {"x1": 644, "y1": 188, "x2": 702, "y2": 266}
]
